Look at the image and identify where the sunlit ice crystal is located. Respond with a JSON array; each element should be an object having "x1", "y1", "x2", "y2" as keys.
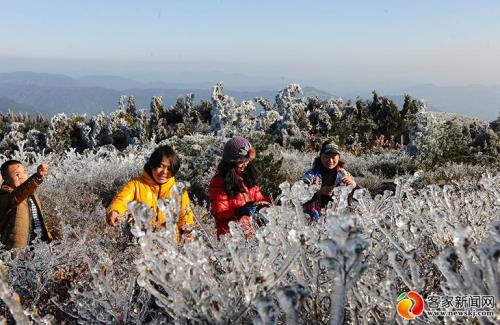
[{"x1": 127, "y1": 201, "x2": 155, "y2": 237}]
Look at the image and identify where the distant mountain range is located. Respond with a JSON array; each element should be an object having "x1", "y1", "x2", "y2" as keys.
[
  {"x1": 0, "y1": 71, "x2": 498, "y2": 121},
  {"x1": 0, "y1": 72, "x2": 334, "y2": 116}
]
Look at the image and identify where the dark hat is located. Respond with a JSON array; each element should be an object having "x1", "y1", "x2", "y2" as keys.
[
  {"x1": 320, "y1": 140, "x2": 340, "y2": 155},
  {"x1": 222, "y1": 136, "x2": 256, "y2": 163}
]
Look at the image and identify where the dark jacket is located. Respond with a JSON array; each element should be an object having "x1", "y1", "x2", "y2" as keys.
[{"x1": 0, "y1": 174, "x2": 52, "y2": 249}]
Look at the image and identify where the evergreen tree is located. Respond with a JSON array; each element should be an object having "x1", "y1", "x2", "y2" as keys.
[
  {"x1": 127, "y1": 96, "x2": 137, "y2": 117},
  {"x1": 149, "y1": 96, "x2": 165, "y2": 140},
  {"x1": 378, "y1": 97, "x2": 404, "y2": 139},
  {"x1": 352, "y1": 98, "x2": 377, "y2": 147}
]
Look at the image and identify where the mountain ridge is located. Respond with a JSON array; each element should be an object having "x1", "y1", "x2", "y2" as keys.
[{"x1": 0, "y1": 71, "x2": 497, "y2": 120}]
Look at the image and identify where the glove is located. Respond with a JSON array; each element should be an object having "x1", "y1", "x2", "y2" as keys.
[{"x1": 237, "y1": 205, "x2": 258, "y2": 217}]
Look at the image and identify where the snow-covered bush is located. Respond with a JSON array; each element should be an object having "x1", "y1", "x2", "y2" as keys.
[
  {"x1": 0, "y1": 122, "x2": 27, "y2": 155},
  {"x1": 1, "y1": 85, "x2": 499, "y2": 324},
  {"x1": 407, "y1": 111, "x2": 499, "y2": 167},
  {"x1": 2, "y1": 84, "x2": 499, "y2": 169},
  {"x1": 128, "y1": 171, "x2": 498, "y2": 324},
  {"x1": 0, "y1": 141, "x2": 497, "y2": 324}
]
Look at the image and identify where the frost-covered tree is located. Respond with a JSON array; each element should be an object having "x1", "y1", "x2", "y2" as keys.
[
  {"x1": 309, "y1": 107, "x2": 332, "y2": 137},
  {"x1": 24, "y1": 129, "x2": 48, "y2": 154},
  {"x1": 209, "y1": 82, "x2": 257, "y2": 136},
  {"x1": 350, "y1": 98, "x2": 377, "y2": 146},
  {"x1": 88, "y1": 112, "x2": 112, "y2": 148},
  {"x1": 406, "y1": 111, "x2": 494, "y2": 166},
  {"x1": 136, "y1": 108, "x2": 150, "y2": 144},
  {"x1": 210, "y1": 82, "x2": 227, "y2": 133},
  {"x1": 0, "y1": 138, "x2": 498, "y2": 324},
  {"x1": 149, "y1": 96, "x2": 166, "y2": 140},
  {"x1": 255, "y1": 96, "x2": 281, "y2": 132},
  {"x1": 47, "y1": 113, "x2": 83, "y2": 153},
  {"x1": 70, "y1": 120, "x2": 93, "y2": 153},
  {"x1": 160, "y1": 94, "x2": 210, "y2": 137},
  {"x1": 0, "y1": 122, "x2": 26, "y2": 154},
  {"x1": 94, "y1": 96, "x2": 144, "y2": 149},
  {"x1": 127, "y1": 95, "x2": 137, "y2": 117},
  {"x1": 1, "y1": 84, "x2": 500, "y2": 167},
  {"x1": 272, "y1": 84, "x2": 311, "y2": 148},
  {"x1": 108, "y1": 112, "x2": 133, "y2": 150}
]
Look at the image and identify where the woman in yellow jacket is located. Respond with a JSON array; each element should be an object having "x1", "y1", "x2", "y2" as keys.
[{"x1": 107, "y1": 145, "x2": 194, "y2": 242}]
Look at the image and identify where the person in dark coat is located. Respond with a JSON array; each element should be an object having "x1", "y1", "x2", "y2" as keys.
[{"x1": 0, "y1": 160, "x2": 52, "y2": 249}]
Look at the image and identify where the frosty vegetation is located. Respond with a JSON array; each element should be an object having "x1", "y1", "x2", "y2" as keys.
[{"x1": 0, "y1": 84, "x2": 499, "y2": 324}]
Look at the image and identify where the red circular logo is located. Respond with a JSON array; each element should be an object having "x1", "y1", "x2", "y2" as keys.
[{"x1": 397, "y1": 291, "x2": 425, "y2": 320}]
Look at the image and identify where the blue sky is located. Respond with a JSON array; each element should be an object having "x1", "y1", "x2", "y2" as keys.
[{"x1": 1, "y1": 0, "x2": 499, "y2": 86}]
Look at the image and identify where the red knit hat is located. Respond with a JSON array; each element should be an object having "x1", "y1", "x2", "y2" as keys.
[{"x1": 222, "y1": 136, "x2": 256, "y2": 163}]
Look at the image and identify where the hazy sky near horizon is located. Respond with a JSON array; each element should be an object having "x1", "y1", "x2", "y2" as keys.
[{"x1": 1, "y1": 0, "x2": 499, "y2": 87}]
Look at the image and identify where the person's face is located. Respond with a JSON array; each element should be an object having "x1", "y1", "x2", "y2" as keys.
[
  {"x1": 151, "y1": 156, "x2": 172, "y2": 184},
  {"x1": 6, "y1": 163, "x2": 28, "y2": 188},
  {"x1": 235, "y1": 160, "x2": 249, "y2": 175},
  {"x1": 321, "y1": 153, "x2": 340, "y2": 170}
]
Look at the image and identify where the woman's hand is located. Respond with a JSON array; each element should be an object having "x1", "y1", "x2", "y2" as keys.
[
  {"x1": 107, "y1": 210, "x2": 120, "y2": 226},
  {"x1": 343, "y1": 175, "x2": 356, "y2": 187}
]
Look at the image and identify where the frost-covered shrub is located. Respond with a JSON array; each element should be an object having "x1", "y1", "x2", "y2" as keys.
[
  {"x1": 105, "y1": 96, "x2": 145, "y2": 150},
  {"x1": 0, "y1": 122, "x2": 27, "y2": 155},
  {"x1": 161, "y1": 95, "x2": 211, "y2": 137},
  {"x1": 254, "y1": 96, "x2": 281, "y2": 132},
  {"x1": 48, "y1": 113, "x2": 87, "y2": 154},
  {"x1": 24, "y1": 129, "x2": 48, "y2": 155},
  {"x1": 272, "y1": 84, "x2": 312, "y2": 149},
  {"x1": 210, "y1": 82, "x2": 258, "y2": 136},
  {"x1": 169, "y1": 135, "x2": 222, "y2": 202},
  {"x1": 0, "y1": 261, "x2": 34, "y2": 324},
  {"x1": 0, "y1": 142, "x2": 498, "y2": 324},
  {"x1": 348, "y1": 172, "x2": 499, "y2": 324},
  {"x1": 344, "y1": 149, "x2": 417, "y2": 179},
  {"x1": 127, "y1": 172, "x2": 499, "y2": 324},
  {"x1": 407, "y1": 111, "x2": 498, "y2": 167},
  {"x1": 1, "y1": 85, "x2": 500, "y2": 324},
  {"x1": 2, "y1": 85, "x2": 499, "y2": 170}
]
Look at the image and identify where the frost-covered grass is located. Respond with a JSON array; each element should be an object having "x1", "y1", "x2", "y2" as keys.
[{"x1": 0, "y1": 139, "x2": 498, "y2": 324}]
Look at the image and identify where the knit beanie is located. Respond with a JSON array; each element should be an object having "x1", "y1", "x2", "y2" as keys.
[{"x1": 222, "y1": 136, "x2": 256, "y2": 163}]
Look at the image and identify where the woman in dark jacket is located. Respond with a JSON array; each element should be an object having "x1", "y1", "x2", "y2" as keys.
[{"x1": 209, "y1": 136, "x2": 272, "y2": 238}]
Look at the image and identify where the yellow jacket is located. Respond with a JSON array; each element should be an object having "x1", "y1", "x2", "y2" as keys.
[{"x1": 108, "y1": 172, "x2": 194, "y2": 239}]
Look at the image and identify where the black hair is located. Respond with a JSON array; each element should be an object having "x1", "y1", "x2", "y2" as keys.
[
  {"x1": 144, "y1": 145, "x2": 181, "y2": 178},
  {"x1": 312, "y1": 155, "x2": 345, "y2": 170},
  {"x1": 217, "y1": 160, "x2": 261, "y2": 196},
  {"x1": 1, "y1": 160, "x2": 22, "y2": 181}
]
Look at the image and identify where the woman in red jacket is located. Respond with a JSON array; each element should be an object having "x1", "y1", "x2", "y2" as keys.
[{"x1": 209, "y1": 136, "x2": 272, "y2": 239}]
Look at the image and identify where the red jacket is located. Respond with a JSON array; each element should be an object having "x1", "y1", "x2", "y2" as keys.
[{"x1": 209, "y1": 174, "x2": 270, "y2": 237}]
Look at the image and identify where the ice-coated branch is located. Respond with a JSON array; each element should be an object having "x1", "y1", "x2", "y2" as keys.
[
  {"x1": 0, "y1": 262, "x2": 30, "y2": 324},
  {"x1": 319, "y1": 216, "x2": 368, "y2": 325}
]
